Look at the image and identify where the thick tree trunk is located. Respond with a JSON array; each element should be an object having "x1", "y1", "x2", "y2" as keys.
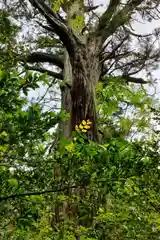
[
  {"x1": 70, "y1": 40, "x2": 101, "y2": 141},
  {"x1": 58, "y1": 0, "x2": 102, "y2": 141},
  {"x1": 61, "y1": 43, "x2": 101, "y2": 140},
  {"x1": 60, "y1": 0, "x2": 86, "y2": 139}
]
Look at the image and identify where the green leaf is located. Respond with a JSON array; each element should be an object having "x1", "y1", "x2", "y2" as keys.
[
  {"x1": 0, "y1": 131, "x2": 8, "y2": 139},
  {"x1": 52, "y1": 0, "x2": 64, "y2": 12},
  {"x1": 0, "y1": 166, "x2": 7, "y2": 172},
  {"x1": 8, "y1": 178, "x2": 18, "y2": 187}
]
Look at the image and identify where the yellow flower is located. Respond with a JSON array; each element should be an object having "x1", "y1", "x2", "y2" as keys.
[
  {"x1": 87, "y1": 119, "x2": 92, "y2": 125},
  {"x1": 75, "y1": 120, "x2": 92, "y2": 133},
  {"x1": 75, "y1": 125, "x2": 79, "y2": 132},
  {"x1": 73, "y1": 137, "x2": 77, "y2": 141},
  {"x1": 84, "y1": 125, "x2": 91, "y2": 129},
  {"x1": 82, "y1": 129, "x2": 87, "y2": 132},
  {"x1": 79, "y1": 124, "x2": 84, "y2": 129},
  {"x1": 82, "y1": 120, "x2": 87, "y2": 125}
]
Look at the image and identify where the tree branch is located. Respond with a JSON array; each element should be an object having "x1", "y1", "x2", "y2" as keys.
[
  {"x1": 96, "y1": 0, "x2": 144, "y2": 42},
  {"x1": 0, "y1": 184, "x2": 84, "y2": 201},
  {"x1": 123, "y1": 26, "x2": 153, "y2": 38},
  {"x1": 25, "y1": 65, "x2": 63, "y2": 80},
  {"x1": 100, "y1": 34, "x2": 129, "y2": 63},
  {"x1": 102, "y1": 75, "x2": 150, "y2": 84},
  {"x1": 122, "y1": 75, "x2": 150, "y2": 84},
  {"x1": 96, "y1": 0, "x2": 121, "y2": 32},
  {"x1": 84, "y1": 5, "x2": 100, "y2": 12},
  {"x1": 25, "y1": 52, "x2": 64, "y2": 69},
  {"x1": 29, "y1": 0, "x2": 77, "y2": 55},
  {"x1": 37, "y1": 21, "x2": 56, "y2": 32}
]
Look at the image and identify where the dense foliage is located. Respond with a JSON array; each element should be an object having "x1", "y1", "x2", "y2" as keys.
[
  {"x1": 0, "y1": 69, "x2": 160, "y2": 239},
  {"x1": 1, "y1": 0, "x2": 160, "y2": 137}
]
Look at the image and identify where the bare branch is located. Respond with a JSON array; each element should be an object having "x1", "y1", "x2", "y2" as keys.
[
  {"x1": 96, "y1": 0, "x2": 121, "y2": 32},
  {"x1": 96, "y1": 0, "x2": 144, "y2": 42},
  {"x1": 102, "y1": 61, "x2": 116, "y2": 76},
  {"x1": 102, "y1": 75, "x2": 150, "y2": 84},
  {"x1": 25, "y1": 65, "x2": 63, "y2": 80},
  {"x1": 25, "y1": 52, "x2": 64, "y2": 69},
  {"x1": 99, "y1": 39, "x2": 112, "y2": 55},
  {"x1": 100, "y1": 34, "x2": 129, "y2": 63},
  {"x1": 123, "y1": 26, "x2": 153, "y2": 38},
  {"x1": 37, "y1": 21, "x2": 55, "y2": 32},
  {"x1": 84, "y1": 5, "x2": 100, "y2": 12},
  {"x1": 122, "y1": 75, "x2": 150, "y2": 84}
]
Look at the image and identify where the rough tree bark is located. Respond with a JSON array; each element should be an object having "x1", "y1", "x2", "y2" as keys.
[
  {"x1": 70, "y1": 40, "x2": 101, "y2": 140},
  {"x1": 61, "y1": 0, "x2": 101, "y2": 140}
]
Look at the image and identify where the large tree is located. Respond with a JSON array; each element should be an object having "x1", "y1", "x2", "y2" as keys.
[
  {"x1": 1, "y1": 0, "x2": 160, "y2": 140},
  {"x1": 0, "y1": 10, "x2": 160, "y2": 237}
]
